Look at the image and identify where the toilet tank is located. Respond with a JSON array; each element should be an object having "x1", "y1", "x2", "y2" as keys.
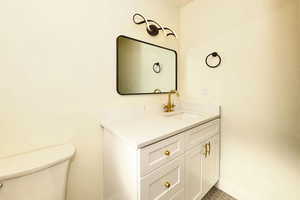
[{"x1": 0, "y1": 144, "x2": 75, "y2": 200}]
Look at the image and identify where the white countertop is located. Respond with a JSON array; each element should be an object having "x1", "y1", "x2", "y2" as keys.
[{"x1": 100, "y1": 102, "x2": 220, "y2": 149}]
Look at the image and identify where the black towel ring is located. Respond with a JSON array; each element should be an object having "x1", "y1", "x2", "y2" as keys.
[
  {"x1": 205, "y1": 52, "x2": 222, "y2": 68},
  {"x1": 153, "y1": 62, "x2": 161, "y2": 73}
]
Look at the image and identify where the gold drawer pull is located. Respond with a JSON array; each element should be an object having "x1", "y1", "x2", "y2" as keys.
[
  {"x1": 164, "y1": 150, "x2": 171, "y2": 156},
  {"x1": 203, "y1": 144, "x2": 208, "y2": 158},
  {"x1": 164, "y1": 181, "x2": 171, "y2": 188},
  {"x1": 0, "y1": 183, "x2": 3, "y2": 189}
]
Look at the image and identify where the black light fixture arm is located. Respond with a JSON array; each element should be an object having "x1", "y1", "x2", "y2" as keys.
[
  {"x1": 159, "y1": 27, "x2": 177, "y2": 37},
  {"x1": 133, "y1": 13, "x2": 149, "y2": 26},
  {"x1": 133, "y1": 13, "x2": 177, "y2": 38}
]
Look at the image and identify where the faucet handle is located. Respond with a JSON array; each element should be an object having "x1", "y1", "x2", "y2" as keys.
[{"x1": 163, "y1": 104, "x2": 169, "y2": 112}]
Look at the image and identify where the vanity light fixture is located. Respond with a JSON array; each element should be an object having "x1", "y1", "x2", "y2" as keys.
[{"x1": 133, "y1": 13, "x2": 177, "y2": 38}]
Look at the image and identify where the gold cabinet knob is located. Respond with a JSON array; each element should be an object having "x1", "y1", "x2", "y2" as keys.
[
  {"x1": 164, "y1": 150, "x2": 171, "y2": 156},
  {"x1": 0, "y1": 183, "x2": 3, "y2": 189},
  {"x1": 164, "y1": 181, "x2": 171, "y2": 188}
]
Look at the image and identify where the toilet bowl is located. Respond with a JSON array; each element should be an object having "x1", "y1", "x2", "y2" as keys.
[{"x1": 0, "y1": 144, "x2": 75, "y2": 200}]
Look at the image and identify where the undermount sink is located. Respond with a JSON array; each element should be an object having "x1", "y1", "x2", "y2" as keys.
[{"x1": 163, "y1": 112, "x2": 202, "y2": 120}]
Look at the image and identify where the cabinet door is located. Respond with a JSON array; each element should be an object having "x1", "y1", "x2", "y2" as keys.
[
  {"x1": 185, "y1": 143, "x2": 206, "y2": 200},
  {"x1": 203, "y1": 134, "x2": 220, "y2": 194}
]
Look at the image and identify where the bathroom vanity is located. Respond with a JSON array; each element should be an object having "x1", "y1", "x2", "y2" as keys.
[
  {"x1": 101, "y1": 104, "x2": 220, "y2": 200},
  {"x1": 106, "y1": 35, "x2": 220, "y2": 200}
]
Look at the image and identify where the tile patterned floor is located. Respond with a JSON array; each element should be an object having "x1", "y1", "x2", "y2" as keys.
[{"x1": 202, "y1": 187, "x2": 237, "y2": 200}]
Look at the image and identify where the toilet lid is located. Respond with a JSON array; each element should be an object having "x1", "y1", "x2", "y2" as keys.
[{"x1": 0, "y1": 144, "x2": 75, "y2": 181}]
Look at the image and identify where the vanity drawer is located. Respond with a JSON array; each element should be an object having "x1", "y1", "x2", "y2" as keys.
[
  {"x1": 169, "y1": 189, "x2": 184, "y2": 200},
  {"x1": 139, "y1": 134, "x2": 184, "y2": 177},
  {"x1": 139, "y1": 156, "x2": 184, "y2": 200},
  {"x1": 185, "y1": 119, "x2": 220, "y2": 150}
]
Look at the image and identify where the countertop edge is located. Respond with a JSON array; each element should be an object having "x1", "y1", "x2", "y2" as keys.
[{"x1": 136, "y1": 115, "x2": 220, "y2": 149}]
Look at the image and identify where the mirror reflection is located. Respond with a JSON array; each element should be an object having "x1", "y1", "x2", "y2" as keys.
[{"x1": 117, "y1": 36, "x2": 177, "y2": 95}]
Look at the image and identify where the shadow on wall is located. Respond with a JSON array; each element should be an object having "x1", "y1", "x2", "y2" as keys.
[{"x1": 179, "y1": 0, "x2": 300, "y2": 200}]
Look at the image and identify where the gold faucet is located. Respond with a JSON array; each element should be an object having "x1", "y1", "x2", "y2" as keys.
[{"x1": 163, "y1": 90, "x2": 180, "y2": 112}]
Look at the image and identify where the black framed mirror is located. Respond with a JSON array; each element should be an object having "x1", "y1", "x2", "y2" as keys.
[{"x1": 117, "y1": 35, "x2": 177, "y2": 95}]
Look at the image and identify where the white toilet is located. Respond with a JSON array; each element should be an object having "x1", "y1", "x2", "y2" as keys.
[{"x1": 0, "y1": 144, "x2": 75, "y2": 200}]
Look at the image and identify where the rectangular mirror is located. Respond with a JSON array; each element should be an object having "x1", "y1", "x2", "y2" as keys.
[{"x1": 117, "y1": 35, "x2": 177, "y2": 95}]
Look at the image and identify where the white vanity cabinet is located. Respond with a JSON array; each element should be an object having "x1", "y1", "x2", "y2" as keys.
[
  {"x1": 203, "y1": 135, "x2": 220, "y2": 194},
  {"x1": 103, "y1": 119, "x2": 220, "y2": 200},
  {"x1": 185, "y1": 144, "x2": 205, "y2": 200},
  {"x1": 185, "y1": 134, "x2": 220, "y2": 200}
]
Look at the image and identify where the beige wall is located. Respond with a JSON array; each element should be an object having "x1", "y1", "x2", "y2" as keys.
[
  {"x1": 180, "y1": 0, "x2": 300, "y2": 199},
  {"x1": 0, "y1": 0, "x2": 179, "y2": 199},
  {"x1": 2, "y1": 0, "x2": 300, "y2": 199}
]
